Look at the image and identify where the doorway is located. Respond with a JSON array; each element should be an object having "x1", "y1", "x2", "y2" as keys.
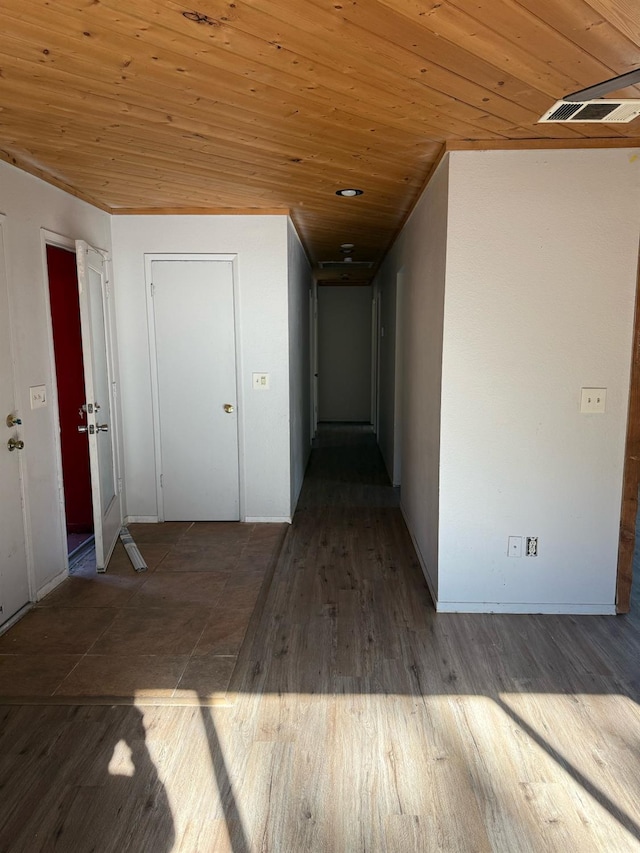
[
  {"x1": 392, "y1": 269, "x2": 405, "y2": 487},
  {"x1": 46, "y1": 244, "x2": 94, "y2": 558},
  {"x1": 317, "y1": 284, "x2": 373, "y2": 423},
  {"x1": 147, "y1": 257, "x2": 241, "y2": 521}
]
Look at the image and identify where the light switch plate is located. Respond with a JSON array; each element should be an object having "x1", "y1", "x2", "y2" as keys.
[
  {"x1": 580, "y1": 387, "x2": 606, "y2": 414},
  {"x1": 252, "y1": 373, "x2": 270, "y2": 390},
  {"x1": 29, "y1": 385, "x2": 47, "y2": 409}
]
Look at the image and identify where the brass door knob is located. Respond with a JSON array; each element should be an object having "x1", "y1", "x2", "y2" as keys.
[
  {"x1": 7, "y1": 437, "x2": 24, "y2": 452},
  {"x1": 223, "y1": 404, "x2": 235, "y2": 413},
  {"x1": 6, "y1": 413, "x2": 22, "y2": 428}
]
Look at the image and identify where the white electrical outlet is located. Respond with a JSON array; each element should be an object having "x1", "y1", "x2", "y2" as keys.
[
  {"x1": 508, "y1": 536, "x2": 522, "y2": 558},
  {"x1": 252, "y1": 373, "x2": 270, "y2": 390},
  {"x1": 29, "y1": 385, "x2": 47, "y2": 409}
]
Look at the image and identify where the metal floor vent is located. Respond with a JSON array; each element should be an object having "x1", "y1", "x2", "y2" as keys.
[
  {"x1": 539, "y1": 99, "x2": 640, "y2": 123},
  {"x1": 318, "y1": 260, "x2": 374, "y2": 270}
]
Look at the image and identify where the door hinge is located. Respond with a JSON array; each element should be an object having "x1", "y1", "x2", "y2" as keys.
[
  {"x1": 150, "y1": 282, "x2": 154, "y2": 296},
  {"x1": 160, "y1": 473, "x2": 163, "y2": 488},
  {"x1": 117, "y1": 478, "x2": 123, "y2": 495}
]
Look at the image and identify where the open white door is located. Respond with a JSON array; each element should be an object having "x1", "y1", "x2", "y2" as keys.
[{"x1": 75, "y1": 241, "x2": 122, "y2": 571}]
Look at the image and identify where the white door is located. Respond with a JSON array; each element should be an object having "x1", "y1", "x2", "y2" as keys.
[
  {"x1": 76, "y1": 241, "x2": 122, "y2": 571},
  {"x1": 150, "y1": 259, "x2": 239, "y2": 521},
  {"x1": 0, "y1": 221, "x2": 30, "y2": 624}
]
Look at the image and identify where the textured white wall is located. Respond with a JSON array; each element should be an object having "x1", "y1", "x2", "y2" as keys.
[
  {"x1": 111, "y1": 215, "x2": 293, "y2": 522},
  {"x1": 373, "y1": 158, "x2": 449, "y2": 598},
  {"x1": 0, "y1": 161, "x2": 112, "y2": 594},
  {"x1": 317, "y1": 285, "x2": 373, "y2": 422},
  {"x1": 439, "y1": 148, "x2": 640, "y2": 612},
  {"x1": 287, "y1": 220, "x2": 312, "y2": 511}
]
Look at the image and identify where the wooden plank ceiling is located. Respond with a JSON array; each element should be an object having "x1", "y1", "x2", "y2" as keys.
[{"x1": 1, "y1": 0, "x2": 639, "y2": 282}]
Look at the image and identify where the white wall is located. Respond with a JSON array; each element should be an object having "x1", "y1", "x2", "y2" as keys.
[
  {"x1": 373, "y1": 158, "x2": 449, "y2": 599},
  {"x1": 379, "y1": 147, "x2": 640, "y2": 613},
  {"x1": 287, "y1": 220, "x2": 313, "y2": 511},
  {"x1": 111, "y1": 214, "x2": 294, "y2": 523},
  {"x1": 438, "y1": 148, "x2": 640, "y2": 613},
  {"x1": 317, "y1": 285, "x2": 373, "y2": 422},
  {"x1": 0, "y1": 160, "x2": 112, "y2": 595}
]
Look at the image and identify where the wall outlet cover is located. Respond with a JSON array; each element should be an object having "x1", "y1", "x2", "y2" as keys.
[{"x1": 252, "y1": 373, "x2": 270, "y2": 390}]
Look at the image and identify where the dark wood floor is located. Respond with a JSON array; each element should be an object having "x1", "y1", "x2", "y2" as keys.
[
  {"x1": 0, "y1": 521, "x2": 286, "y2": 703},
  {"x1": 0, "y1": 425, "x2": 639, "y2": 852}
]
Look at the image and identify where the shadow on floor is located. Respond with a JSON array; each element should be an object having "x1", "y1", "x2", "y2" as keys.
[{"x1": 0, "y1": 425, "x2": 638, "y2": 851}]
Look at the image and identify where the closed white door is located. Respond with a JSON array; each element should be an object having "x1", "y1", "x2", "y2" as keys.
[
  {"x1": 317, "y1": 285, "x2": 373, "y2": 422},
  {"x1": 150, "y1": 259, "x2": 239, "y2": 521},
  {"x1": 0, "y1": 222, "x2": 29, "y2": 624},
  {"x1": 76, "y1": 242, "x2": 123, "y2": 571}
]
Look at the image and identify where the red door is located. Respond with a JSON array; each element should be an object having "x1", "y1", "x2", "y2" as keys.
[{"x1": 47, "y1": 244, "x2": 93, "y2": 537}]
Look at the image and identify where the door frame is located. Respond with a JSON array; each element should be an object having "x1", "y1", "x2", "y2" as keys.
[
  {"x1": 41, "y1": 230, "x2": 123, "y2": 572},
  {"x1": 371, "y1": 287, "x2": 381, "y2": 433},
  {"x1": 144, "y1": 253, "x2": 244, "y2": 522},
  {"x1": 41, "y1": 229, "x2": 77, "y2": 577},
  {"x1": 310, "y1": 280, "x2": 318, "y2": 438},
  {"x1": 0, "y1": 213, "x2": 35, "y2": 611},
  {"x1": 616, "y1": 241, "x2": 640, "y2": 613}
]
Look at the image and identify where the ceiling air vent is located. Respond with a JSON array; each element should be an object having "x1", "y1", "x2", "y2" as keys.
[
  {"x1": 539, "y1": 99, "x2": 640, "y2": 123},
  {"x1": 318, "y1": 260, "x2": 374, "y2": 270}
]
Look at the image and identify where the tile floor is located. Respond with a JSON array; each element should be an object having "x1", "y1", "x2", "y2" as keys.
[{"x1": 0, "y1": 521, "x2": 287, "y2": 705}]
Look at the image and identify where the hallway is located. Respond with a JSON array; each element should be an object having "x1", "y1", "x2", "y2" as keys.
[{"x1": 0, "y1": 426, "x2": 639, "y2": 851}]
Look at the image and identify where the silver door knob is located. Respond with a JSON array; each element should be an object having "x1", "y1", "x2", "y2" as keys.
[
  {"x1": 78, "y1": 425, "x2": 89, "y2": 434},
  {"x1": 223, "y1": 404, "x2": 235, "y2": 413},
  {"x1": 7, "y1": 437, "x2": 24, "y2": 452},
  {"x1": 96, "y1": 424, "x2": 109, "y2": 432}
]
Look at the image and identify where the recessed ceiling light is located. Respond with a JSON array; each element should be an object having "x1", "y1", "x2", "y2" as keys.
[{"x1": 336, "y1": 189, "x2": 363, "y2": 197}]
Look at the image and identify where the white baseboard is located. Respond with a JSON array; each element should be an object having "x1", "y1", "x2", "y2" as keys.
[
  {"x1": 124, "y1": 516, "x2": 159, "y2": 524},
  {"x1": 36, "y1": 568, "x2": 68, "y2": 601},
  {"x1": 398, "y1": 504, "x2": 616, "y2": 616},
  {"x1": 436, "y1": 601, "x2": 617, "y2": 615},
  {"x1": 0, "y1": 602, "x2": 33, "y2": 637},
  {"x1": 125, "y1": 515, "x2": 292, "y2": 524},
  {"x1": 244, "y1": 516, "x2": 292, "y2": 524}
]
